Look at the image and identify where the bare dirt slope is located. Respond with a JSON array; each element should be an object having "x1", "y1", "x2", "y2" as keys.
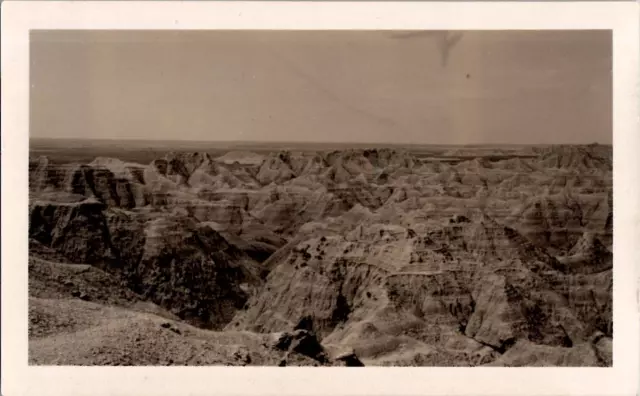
[{"x1": 29, "y1": 144, "x2": 612, "y2": 366}]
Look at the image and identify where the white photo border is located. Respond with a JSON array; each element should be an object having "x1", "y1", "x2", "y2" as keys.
[{"x1": 2, "y1": 2, "x2": 639, "y2": 396}]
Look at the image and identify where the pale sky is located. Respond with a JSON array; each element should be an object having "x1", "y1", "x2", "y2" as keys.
[{"x1": 30, "y1": 30, "x2": 611, "y2": 144}]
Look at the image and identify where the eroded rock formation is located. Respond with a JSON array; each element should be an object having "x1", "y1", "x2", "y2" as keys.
[{"x1": 29, "y1": 144, "x2": 613, "y2": 366}]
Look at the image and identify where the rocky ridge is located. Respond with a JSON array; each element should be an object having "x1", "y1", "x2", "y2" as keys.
[{"x1": 29, "y1": 144, "x2": 613, "y2": 366}]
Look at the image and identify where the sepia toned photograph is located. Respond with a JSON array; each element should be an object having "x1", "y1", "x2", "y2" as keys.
[
  {"x1": 4, "y1": 2, "x2": 640, "y2": 396},
  {"x1": 26, "y1": 29, "x2": 615, "y2": 368}
]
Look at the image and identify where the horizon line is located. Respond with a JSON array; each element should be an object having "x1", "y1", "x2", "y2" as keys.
[{"x1": 29, "y1": 137, "x2": 613, "y2": 147}]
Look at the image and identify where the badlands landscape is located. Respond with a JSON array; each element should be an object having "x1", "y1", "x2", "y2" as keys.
[{"x1": 28, "y1": 140, "x2": 613, "y2": 366}]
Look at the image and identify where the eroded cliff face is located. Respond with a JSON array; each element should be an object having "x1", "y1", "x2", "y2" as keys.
[
  {"x1": 29, "y1": 145, "x2": 613, "y2": 366},
  {"x1": 29, "y1": 198, "x2": 262, "y2": 329},
  {"x1": 29, "y1": 199, "x2": 114, "y2": 264},
  {"x1": 226, "y1": 211, "x2": 611, "y2": 366}
]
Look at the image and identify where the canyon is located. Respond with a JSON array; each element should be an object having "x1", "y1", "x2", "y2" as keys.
[{"x1": 28, "y1": 142, "x2": 613, "y2": 366}]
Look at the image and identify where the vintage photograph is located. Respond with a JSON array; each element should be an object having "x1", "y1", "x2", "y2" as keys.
[{"x1": 28, "y1": 29, "x2": 613, "y2": 367}]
